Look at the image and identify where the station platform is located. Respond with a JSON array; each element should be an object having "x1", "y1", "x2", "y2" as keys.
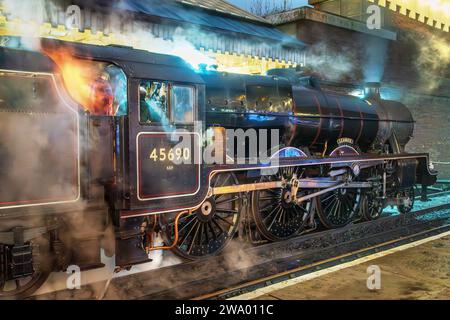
[{"x1": 245, "y1": 232, "x2": 450, "y2": 300}]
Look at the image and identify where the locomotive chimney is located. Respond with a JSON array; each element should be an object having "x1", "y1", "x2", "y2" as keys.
[{"x1": 364, "y1": 82, "x2": 381, "y2": 100}]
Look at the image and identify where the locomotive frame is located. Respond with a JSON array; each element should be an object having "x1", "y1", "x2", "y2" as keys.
[{"x1": 0, "y1": 40, "x2": 437, "y2": 298}]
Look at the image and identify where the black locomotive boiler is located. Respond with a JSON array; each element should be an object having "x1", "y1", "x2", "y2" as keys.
[{"x1": 0, "y1": 40, "x2": 437, "y2": 297}]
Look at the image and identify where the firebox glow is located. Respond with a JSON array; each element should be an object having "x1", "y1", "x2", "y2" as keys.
[
  {"x1": 42, "y1": 47, "x2": 128, "y2": 116},
  {"x1": 43, "y1": 47, "x2": 104, "y2": 113}
]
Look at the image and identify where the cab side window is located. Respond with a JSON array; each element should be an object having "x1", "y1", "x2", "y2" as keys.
[
  {"x1": 170, "y1": 85, "x2": 194, "y2": 124},
  {"x1": 139, "y1": 80, "x2": 169, "y2": 124}
]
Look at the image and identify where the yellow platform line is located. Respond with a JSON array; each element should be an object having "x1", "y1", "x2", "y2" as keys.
[{"x1": 230, "y1": 229, "x2": 450, "y2": 300}]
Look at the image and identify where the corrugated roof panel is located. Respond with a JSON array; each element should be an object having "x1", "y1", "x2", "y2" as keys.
[{"x1": 110, "y1": 0, "x2": 305, "y2": 46}]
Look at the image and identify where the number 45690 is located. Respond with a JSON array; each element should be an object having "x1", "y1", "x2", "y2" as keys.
[{"x1": 149, "y1": 148, "x2": 190, "y2": 162}]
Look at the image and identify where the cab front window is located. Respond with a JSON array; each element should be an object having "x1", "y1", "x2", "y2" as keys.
[
  {"x1": 139, "y1": 80, "x2": 169, "y2": 124},
  {"x1": 170, "y1": 85, "x2": 194, "y2": 124}
]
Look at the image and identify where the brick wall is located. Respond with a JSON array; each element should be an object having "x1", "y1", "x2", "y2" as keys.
[
  {"x1": 403, "y1": 94, "x2": 450, "y2": 179},
  {"x1": 295, "y1": 20, "x2": 367, "y2": 83},
  {"x1": 383, "y1": 11, "x2": 450, "y2": 97}
]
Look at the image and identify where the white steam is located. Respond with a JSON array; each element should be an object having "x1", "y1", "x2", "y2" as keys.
[
  {"x1": 363, "y1": 36, "x2": 388, "y2": 83},
  {"x1": 1, "y1": 0, "x2": 46, "y2": 22},
  {"x1": 0, "y1": 0, "x2": 217, "y2": 70},
  {"x1": 117, "y1": 25, "x2": 217, "y2": 70},
  {"x1": 0, "y1": 0, "x2": 48, "y2": 51},
  {"x1": 414, "y1": 34, "x2": 450, "y2": 92},
  {"x1": 305, "y1": 42, "x2": 357, "y2": 81}
]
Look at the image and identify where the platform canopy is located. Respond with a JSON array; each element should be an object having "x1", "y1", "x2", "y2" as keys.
[
  {"x1": 73, "y1": 0, "x2": 307, "y2": 73},
  {"x1": 89, "y1": 0, "x2": 305, "y2": 45},
  {"x1": 0, "y1": 0, "x2": 307, "y2": 74},
  {"x1": 136, "y1": 0, "x2": 300, "y2": 43}
]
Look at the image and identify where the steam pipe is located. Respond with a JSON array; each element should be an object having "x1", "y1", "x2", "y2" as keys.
[{"x1": 147, "y1": 210, "x2": 191, "y2": 252}]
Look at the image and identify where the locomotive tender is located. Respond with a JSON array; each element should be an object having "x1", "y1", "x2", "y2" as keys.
[{"x1": 0, "y1": 40, "x2": 437, "y2": 297}]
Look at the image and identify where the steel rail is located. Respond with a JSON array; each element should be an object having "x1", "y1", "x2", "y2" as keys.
[{"x1": 193, "y1": 222, "x2": 450, "y2": 300}]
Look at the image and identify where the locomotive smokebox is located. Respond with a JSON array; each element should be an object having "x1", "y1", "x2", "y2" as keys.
[
  {"x1": 364, "y1": 82, "x2": 381, "y2": 100},
  {"x1": 365, "y1": 82, "x2": 415, "y2": 153}
]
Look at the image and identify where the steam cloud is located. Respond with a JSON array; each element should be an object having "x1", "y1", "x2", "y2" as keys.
[
  {"x1": 413, "y1": 34, "x2": 450, "y2": 93},
  {"x1": 119, "y1": 24, "x2": 217, "y2": 70},
  {"x1": 0, "y1": 0, "x2": 48, "y2": 51},
  {"x1": 304, "y1": 42, "x2": 357, "y2": 81},
  {"x1": 0, "y1": 0, "x2": 217, "y2": 71},
  {"x1": 1, "y1": 0, "x2": 46, "y2": 22},
  {"x1": 363, "y1": 36, "x2": 388, "y2": 83}
]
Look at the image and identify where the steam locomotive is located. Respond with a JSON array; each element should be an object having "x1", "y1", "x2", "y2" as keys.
[{"x1": 0, "y1": 39, "x2": 437, "y2": 297}]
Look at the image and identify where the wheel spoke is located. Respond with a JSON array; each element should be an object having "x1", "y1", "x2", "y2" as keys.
[
  {"x1": 284, "y1": 209, "x2": 289, "y2": 224},
  {"x1": 260, "y1": 202, "x2": 277, "y2": 213},
  {"x1": 208, "y1": 222, "x2": 217, "y2": 239},
  {"x1": 215, "y1": 214, "x2": 234, "y2": 226},
  {"x1": 212, "y1": 218, "x2": 227, "y2": 234},
  {"x1": 330, "y1": 201, "x2": 339, "y2": 216},
  {"x1": 215, "y1": 196, "x2": 239, "y2": 205},
  {"x1": 267, "y1": 207, "x2": 282, "y2": 231},
  {"x1": 214, "y1": 173, "x2": 230, "y2": 188},
  {"x1": 187, "y1": 222, "x2": 202, "y2": 254},
  {"x1": 178, "y1": 214, "x2": 195, "y2": 223},
  {"x1": 278, "y1": 209, "x2": 285, "y2": 223},
  {"x1": 198, "y1": 223, "x2": 204, "y2": 246},
  {"x1": 223, "y1": 174, "x2": 232, "y2": 186},
  {"x1": 263, "y1": 205, "x2": 281, "y2": 222},
  {"x1": 329, "y1": 199, "x2": 339, "y2": 218},
  {"x1": 179, "y1": 220, "x2": 199, "y2": 247},
  {"x1": 335, "y1": 200, "x2": 342, "y2": 218},
  {"x1": 322, "y1": 193, "x2": 335, "y2": 203},
  {"x1": 324, "y1": 197, "x2": 337, "y2": 212},
  {"x1": 204, "y1": 223, "x2": 210, "y2": 244},
  {"x1": 178, "y1": 215, "x2": 196, "y2": 234},
  {"x1": 215, "y1": 208, "x2": 238, "y2": 215}
]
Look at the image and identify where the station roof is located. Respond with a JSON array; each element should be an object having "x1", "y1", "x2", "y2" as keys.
[
  {"x1": 175, "y1": 0, "x2": 269, "y2": 24},
  {"x1": 80, "y1": 0, "x2": 306, "y2": 47},
  {"x1": 267, "y1": 7, "x2": 397, "y2": 41}
]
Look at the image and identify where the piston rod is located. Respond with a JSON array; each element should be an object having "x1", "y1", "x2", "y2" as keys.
[
  {"x1": 212, "y1": 181, "x2": 284, "y2": 195},
  {"x1": 291, "y1": 178, "x2": 372, "y2": 204},
  {"x1": 211, "y1": 179, "x2": 372, "y2": 195}
]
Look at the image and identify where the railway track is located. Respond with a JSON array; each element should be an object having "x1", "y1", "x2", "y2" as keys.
[
  {"x1": 202, "y1": 221, "x2": 450, "y2": 300},
  {"x1": 31, "y1": 199, "x2": 450, "y2": 300},
  {"x1": 160, "y1": 205, "x2": 450, "y2": 300}
]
